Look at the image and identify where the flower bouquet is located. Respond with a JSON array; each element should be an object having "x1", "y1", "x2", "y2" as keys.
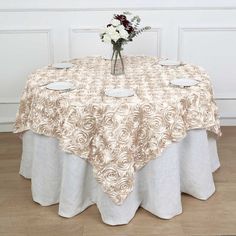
[{"x1": 100, "y1": 12, "x2": 151, "y2": 75}]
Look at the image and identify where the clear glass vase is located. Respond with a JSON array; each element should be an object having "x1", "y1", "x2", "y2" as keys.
[{"x1": 111, "y1": 48, "x2": 124, "y2": 76}]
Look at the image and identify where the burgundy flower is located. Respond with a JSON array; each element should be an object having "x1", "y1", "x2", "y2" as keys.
[
  {"x1": 119, "y1": 19, "x2": 133, "y2": 33},
  {"x1": 122, "y1": 19, "x2": 130, "y2": 28},
  {"x1": 114, "y1": 14, "x2": 127, "y2": 22},
  {"x1": 126, "y1": 25, "x2": 134, "y2": 33}
]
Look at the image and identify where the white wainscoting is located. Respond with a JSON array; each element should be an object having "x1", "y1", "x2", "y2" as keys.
[
  {"x1": 0, "y1": 1, "x2": 236, "y2": 131},
  {"x1": 0, "y1": 28, "x2": 53, "y2": 131}
]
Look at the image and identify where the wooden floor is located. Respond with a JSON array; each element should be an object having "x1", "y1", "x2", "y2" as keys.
[{"x1": 0, "y1": 127, "x2": 236, "y2": 236}]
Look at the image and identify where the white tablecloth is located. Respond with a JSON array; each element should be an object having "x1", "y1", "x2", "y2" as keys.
[{"x1": 20, "y1": 129, "x2": 220, "y2": 225}]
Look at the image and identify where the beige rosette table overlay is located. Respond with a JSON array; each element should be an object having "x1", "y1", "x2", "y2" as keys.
[{"x1": 14, "y1": 56, "x2": 221, "y2": 205}]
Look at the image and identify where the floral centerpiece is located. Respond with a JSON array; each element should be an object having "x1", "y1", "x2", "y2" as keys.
[{"x1": 100, "y1": 12, "x2": 151, "y2": 75}]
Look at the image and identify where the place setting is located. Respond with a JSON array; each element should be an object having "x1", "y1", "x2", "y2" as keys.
[
  {"x1": 38, "y1": 62, "x2": 77, "y2": 93},
  {"x1": 152, "y1": 59, "x2": 201, "y2": 89},
  {"x1": 169, "y1": 77, "x2": 200, "y2": 88},
  {"x1": 50, "y1": 62, "x2": 74, "y2": 70},
  {"x1": 159, "y1": 59, "x2": 184, "y2": 67},
  {"x1": 104, "y1": 88, "x2": 135, "y2": 98},
  {"x1": 151, "y1": 59, "x2": 185, "y2": 67},
  {"x1": 38, "y1": 78, "x2": 76, "y2": 94},
  {"x1": 45, "y1": 81, "x2": 76, "y2": 92}
]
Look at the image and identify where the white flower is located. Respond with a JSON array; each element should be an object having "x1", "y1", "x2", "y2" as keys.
[
  {"x1": 105, "y1": 25, "x2": 121, "y2": 42},
  {"x1": 110, "y1": 31, "x2": 120, "y2": 42},
  {"x1": 116, "y1": 24, "x2": 125, "y2": 32},
  {"x1": 111, "y1": 19, "x2": 120, "y2": 27},
  {"x1": 119, "y1": 29, "x2": 129, "y2": 40},
  {"x1": 106, "y1": 25, "x2": 116, "y2": 34},
  {"x1": 102, "y1": 34, "x2": 111, "y2": 43}
]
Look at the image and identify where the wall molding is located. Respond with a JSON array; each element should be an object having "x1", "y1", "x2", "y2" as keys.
[
  {"x1": 69, "y1": 27, "x2": 162, "y2": 58},
  {"x1": 0, "y1": 28, "x2": 54, "y2": 64},
  {"x1": 0, "y1": 118, "x2": 15, "y2": 124},
  {"x1": 1, "y1": 7, "x2": 236, "y2": 12},
  {"x1": 69, "y1": 28, "x2": 101, "y2": 59},
  {"x1": 215, "y1": 97, "x2": 236, "y2": 100},
  {"x1": 0, "y1": 98, "x2": 20, "y2": 104},
  {"x1": 177, "y1": 26, "x2": 236, "y2": 61}
]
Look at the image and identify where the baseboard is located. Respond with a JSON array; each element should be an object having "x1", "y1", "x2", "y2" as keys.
[
  {"x1": 0, "y1": 122, "x2": 14, "y2": 132},
  {"x1": 219, "y1": 118, "x2": 236, "y2": 126}
]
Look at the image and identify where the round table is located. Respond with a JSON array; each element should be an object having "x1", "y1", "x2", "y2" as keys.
[{"x1": 14, "y1": 56, "x2": 221, "y2": 225}]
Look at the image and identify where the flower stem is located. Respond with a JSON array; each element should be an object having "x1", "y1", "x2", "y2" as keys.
[
  {"x1": 114, "y1": 50, "x2": 118, "y2": 74},
  {"x1": 118, "y1": 50, "x2": 124, "y2": 72},
  {"x1": 111, "y1": 42, "x2": 124, "y2": 75}
]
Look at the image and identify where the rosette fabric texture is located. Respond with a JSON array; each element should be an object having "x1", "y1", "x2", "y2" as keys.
[{"x1": 14, "y1": 56, "x2": 221, "y2": 205}]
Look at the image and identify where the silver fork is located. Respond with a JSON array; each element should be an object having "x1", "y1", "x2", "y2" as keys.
[
  {"x1": 59, "y1": 88, "x2": 78, "y2": 93},
  {"x1": 39, "y1": 82, "x2": 52, "y2": 87}
]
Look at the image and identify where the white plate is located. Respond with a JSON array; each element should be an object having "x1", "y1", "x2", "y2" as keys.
[
  {"x1": 159, "y1": 60, "x2": 181, "y2": 66},
  {"x1": 46, "y1": 81, "x2": 75, "y2": 91},
  {"x1": 170, "y1": 78, "x2": 199, "y2": 87},
  {"x1": 105, "y1": 88, "x2": 135, "y2": 98},
  {"x1": 52, "y1": 63, "x2": 74, "y2": 69}
]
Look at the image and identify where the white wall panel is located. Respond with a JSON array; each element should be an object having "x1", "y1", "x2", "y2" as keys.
[
  {"x1": 125, "y1": 29, "x2": 161, "y2": 57},
  {"x1": 0, "y1": 29, "x2": 53, "y2": 101},
  {"x1": 0, "y1": 29, "x2": 53, "y2": 131},
  {"x1": 178, "y1": 27, "x2": 236, "y2": 98},
  {"x1": 69, "y1": 28, "x2": 110, "y2": 59}
]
